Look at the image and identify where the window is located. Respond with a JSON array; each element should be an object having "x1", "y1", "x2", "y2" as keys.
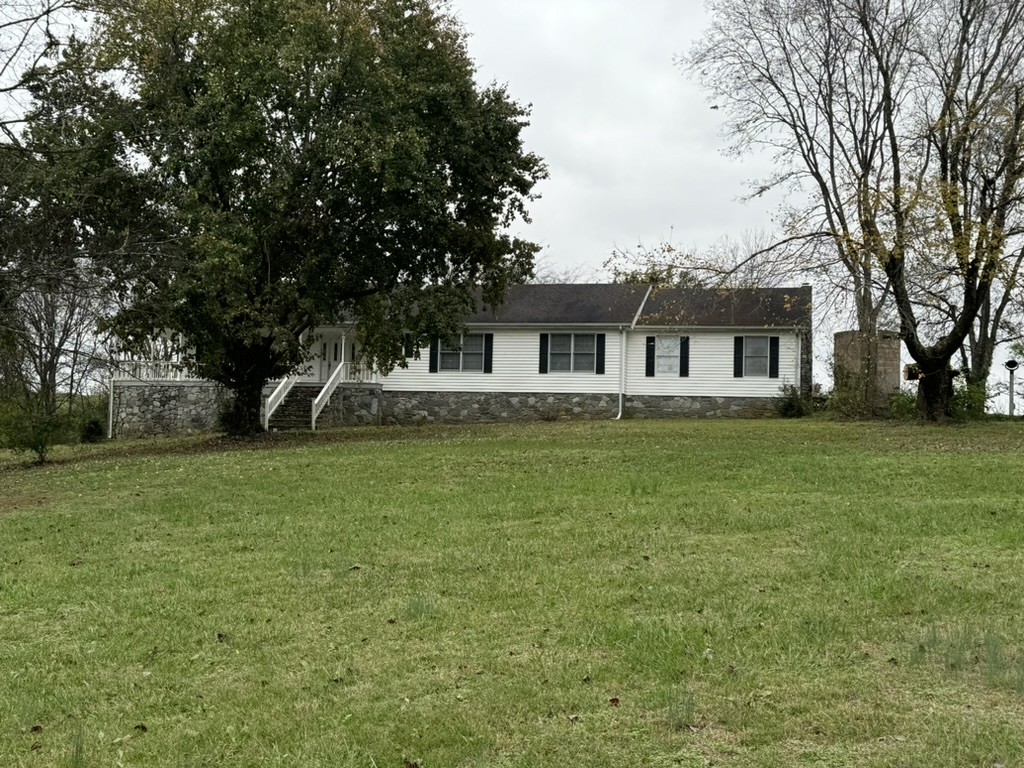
[
  {"x1": 540, "y1": 333, "x2": 605, "y2": 374},
  {"x1": 429, "y1": 334, "x2": 493, "y2": 373},
  {"x1": 734, "y1": 336, "x2": 779, "y2": 378},
  {"x1": 439, "y1": 334, "x2": 483, "y2": 372},
  {"x1": 548, "y1": 333, "x2": 595, "y2": 372},
  {"x1": 744, "y1": 336, "x2": 769, "y2": 377},
  {"x1": 645, "y1": 336, "x2": 689, "y2": 377},
  {"x1": 655, "y1": 337, "x2": 679, "y2": 374}
]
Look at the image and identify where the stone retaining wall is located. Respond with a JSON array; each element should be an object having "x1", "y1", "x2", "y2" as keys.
[{"x1": 111, "y1": 380, "x2": 228, "y2": 438}]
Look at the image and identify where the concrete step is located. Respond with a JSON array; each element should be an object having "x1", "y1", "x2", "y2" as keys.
[{"x1": 267, "y1": 383, "x2": 326, "y2": 431}]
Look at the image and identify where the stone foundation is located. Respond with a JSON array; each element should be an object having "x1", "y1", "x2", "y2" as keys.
[
  {"x1": 382, "y1": 391, "x2": 775, "y2": 424},
  {"x1": 316, "y1": 386, "x2": 383, "y2": 427},
  {"x1": 111, "y1": 380, "x2": 228, "y2": 438},
  {"x1": 111, "y1": 383, "x2": 778, "y2": 437},
  {"x1": 623, "y1": 394, "x2": 775, "y2": 419}
]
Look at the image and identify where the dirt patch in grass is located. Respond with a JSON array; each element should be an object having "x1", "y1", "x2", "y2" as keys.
[{"x1": 1, "y1": 492, "x2": 49, "y2": 514}]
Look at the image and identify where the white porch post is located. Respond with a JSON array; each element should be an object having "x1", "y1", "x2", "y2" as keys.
[{"x1": 341, "y1": 333, "x2": 347, "y2": 379}]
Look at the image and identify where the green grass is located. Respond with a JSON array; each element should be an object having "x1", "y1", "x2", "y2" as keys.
[{"x1": 2, "y1": 419, "x2": 1024, "y2": 767}]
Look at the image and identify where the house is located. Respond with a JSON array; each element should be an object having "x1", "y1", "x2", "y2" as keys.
[{"x1": 108, "y1": 283, "x2": 812, "y2": 437}]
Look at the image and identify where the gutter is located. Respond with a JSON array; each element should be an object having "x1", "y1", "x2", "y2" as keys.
[{"x1": 615, "y1": 283, "x2": 654, "y2": 420}]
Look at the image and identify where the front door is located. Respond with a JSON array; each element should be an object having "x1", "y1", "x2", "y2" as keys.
[{"x1": 319, "y1": 333, "x2": 345, "y2": 382}]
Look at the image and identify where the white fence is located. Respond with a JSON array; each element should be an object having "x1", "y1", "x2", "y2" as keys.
[{"x1": 109, "y1": 359, "x2": 202, "y2": 381}]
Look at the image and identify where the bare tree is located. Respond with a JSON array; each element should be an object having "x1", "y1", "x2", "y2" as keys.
[
  {"x1": 605, "y1": 229, "x2": 834, "y2": 290},
  {"x1": 0, "y1": 260, "x2": 107, "y2": 461},
  {"x1": 689, "y1": 0, "x2": 1024, "y2": 420},
  {"x1": 1, "y1": 0, "x2": 83, "y2": 144},
  {"x1": 529, "y1": 253, "x2": 600, "y2": 284}
]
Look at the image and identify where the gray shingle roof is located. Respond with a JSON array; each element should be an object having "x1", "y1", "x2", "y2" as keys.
[
  {"x1": 467, "y1": 284, "x2": 811, "y2": 328},
  {"x1": 638, "y1": 286, "x2": 812, "y2": 328},
  {"x1": 468, "y1": 284, "x2": 649, "y2": 324}
]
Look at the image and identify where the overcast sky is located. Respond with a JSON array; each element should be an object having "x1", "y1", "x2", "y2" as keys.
[{"x1": 450, "y1": 0, "x2": 782, "y2": 278}]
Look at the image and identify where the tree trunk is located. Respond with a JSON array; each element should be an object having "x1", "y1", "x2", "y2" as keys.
[
  {"x1": 916, "y1": 365, "x2": 956, "y2": 422},
  {"x1": 224, "y1": 379, "x2": 266, "y2": 436}
]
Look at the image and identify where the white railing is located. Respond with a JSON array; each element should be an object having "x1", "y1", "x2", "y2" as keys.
[
  {"x1": 264, "y1": 375, "x2": 299, "y2": 431},
  {"x1": 343, "y1": 362, "x2": 379, "y2": 384},
  {"x1": 109, "y1": 359, "x2": 200, "y2": 381},
  {"x1": 311, "y1": 361, "x2": 348, "y2": 431}
]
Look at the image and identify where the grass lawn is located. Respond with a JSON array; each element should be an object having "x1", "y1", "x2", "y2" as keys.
[{"x1": 2, "y1": 418, "x2": 1024, "y2": 767}]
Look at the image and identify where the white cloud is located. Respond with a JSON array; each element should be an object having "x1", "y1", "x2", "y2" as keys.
[{"x1": 451, "y1": 0, "x2": 784, "y2": 273}]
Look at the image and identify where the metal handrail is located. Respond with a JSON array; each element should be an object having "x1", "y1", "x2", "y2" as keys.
[
  {"x1": 264, "y1": 375, "x2": 298, "y2": 431},
  {"x1": 311, "y1": 361, "x2": 348, "y2": 430}
]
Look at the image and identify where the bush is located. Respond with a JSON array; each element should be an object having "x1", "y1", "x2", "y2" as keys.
[
  {"x1": 827, "y1": 371, "x2": 892, "y2": 419},
  {"x1": 0, "y1": 398, "x2": 77, "y2": 463},
  {"x1": 80, "y1": 418, "x2": 105, "y2": 443},
  {"x1": 888, "y1": 389, "x2": 918, "y2": 420},
  {"x1": 776, "y1": 385, "x2": 813, "y2": 418},
  {"x1": 886, "y1": 381, "x2": 987, "y2": 422},
  {"x1": 951, "y1": 381, "x2": 987, "y2": 421},
  {"x1": 0, "y1": 391, "x2": 109, "y2": 461}
]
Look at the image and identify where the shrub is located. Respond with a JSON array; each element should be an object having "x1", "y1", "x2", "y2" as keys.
[
  {"x1": 827, "y1": 371, "x2": 892, "y2": 418},
  {"x1": 776, "y1": 384, "x2": 813, "y2": 418},
  {"x1": 889, "y1": 389, "x2": 918, "y2": 420},
  {"x1": 886, "y1": 381, "x2": 987, "y2": 422},
  {"x1": 951, "y1": 381, "x2": 987, "y2": 421},
  {"x1": 76, "y1": 393, "x2": 109, "y2": 443},
  {"x1": 0, "y1": 397, "x2": 77, "y2": 463},
  {"x1": 81, "y1": 418, "x2": 105, "y2": 443}
]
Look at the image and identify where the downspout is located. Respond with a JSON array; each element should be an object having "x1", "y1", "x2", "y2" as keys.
[
  {"x1": 615, "y1": 283, "x2": 655, "y2": 420},
  {"x1": 614, "y1": 325, "x2": 627, "y2": 419}
]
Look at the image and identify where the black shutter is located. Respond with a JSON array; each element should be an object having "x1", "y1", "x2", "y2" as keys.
[
  {"x1": 483, "y1": 333, "x2": 494, "y2": 374},
  {"x1": 680, "y1": 337, "x2": 689, "y2": 377},
  {"x1": 769, "y1": 336, "x2": 780, "y2": 378},
  {"x1": 428, "y1": 338, "x2": 439, "y2": 373},
  {"x1": 645, "y1": 337, "x2": 656, "y2": 377},
  {"x1": 734, "y1": 336, "x2": 744, "y2": 377},
  {"x1": 595, "y1": 334, "x2": 606, "y2": 375},
  {"x1": 539, "y1": 333, "x2": 549, "y2": 374},
  {"x1": 403, "y1": 335, "x2": 414, "y2": 358}
]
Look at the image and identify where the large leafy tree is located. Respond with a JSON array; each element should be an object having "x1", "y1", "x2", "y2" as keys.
[
  {"x1": 93, "y1": 0, "x2": 545, "y2": 434},
  {"x1": 690, "y1": 0, "x2": 1024, "y2": 420}
]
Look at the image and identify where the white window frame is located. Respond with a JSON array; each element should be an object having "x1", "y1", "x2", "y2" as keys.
[
  {"x1": 439, "y1": 333, "x2": 485, "y2": 372},
  {"x1": 549, "y1": 333, "x2": 596, "y2": 373},
  {"x1": 655, "y1": 336, "x2": 680, "y2": 377},
  {"x1": 743, "y1": 336, "x2": 770, "y2": 377}
]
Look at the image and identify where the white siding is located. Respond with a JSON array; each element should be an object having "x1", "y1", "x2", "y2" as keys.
[
  {"x1": 382, "y1": 328, "x2": 622, "y2": 394},
  {"x1": 624, "y1": 329, "x2": 800, "y2": 397},
  {"x1": 379, "y1": 326, "x2": 801, "y2": 396}
]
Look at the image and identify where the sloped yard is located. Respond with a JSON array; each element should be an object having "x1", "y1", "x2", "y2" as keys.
[{"x1": 2, "y1": 419, "x2": 1023, "y2": 767}]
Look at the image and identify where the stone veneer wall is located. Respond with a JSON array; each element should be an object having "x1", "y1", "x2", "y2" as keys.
[
  {"x1": 316, "y1": 386, "x2": 383, "y2": 427},
  {"x1": 111, "y1": 383, "x2": 777, "y2": 437},
  {"x1": 111, "y1": 380, "x2": 228, "y2": 438},
  {"x1": 381, "y1": 391, "x2": 775, "y2": 424},
  {"x1": 623, "y1": 394, "x2": 775, "y2": 419}
]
